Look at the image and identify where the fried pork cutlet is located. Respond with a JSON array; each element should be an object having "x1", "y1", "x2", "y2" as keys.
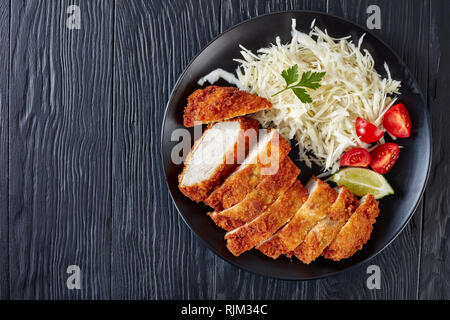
[
  {"x1": 205, "y1": 129, "x2": 291, "y2": 211},
  {"x1": 256, "y1": 177, "x2": 337, "y2": 259},
  {"x1": 225, "y1": 180, "x2": 308, "y2": 256},
  {"x1": 183, "y1": 86, "x2": 272, "y2": 127},
  {"x1": 208, "y1": 157, "x2": 300, "y2": 231},
  {"x1": 323, "y1": 194, "x2": 379, "y2": 261},
  {"x1": 178, "y1": 117, "x2": 259, "y2": 202},
  {"x1": 293, "y1": 187, "x2": 359, "y2": 264}
]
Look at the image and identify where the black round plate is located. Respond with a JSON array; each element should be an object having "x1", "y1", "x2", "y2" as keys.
[{"x1": 161, "y1": 11, "x2": 431, "y2": 280}]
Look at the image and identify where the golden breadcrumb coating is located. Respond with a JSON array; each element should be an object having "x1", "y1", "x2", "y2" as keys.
[
  {"x1": 205, "y1": 130, "x2": 291, "y2": 211},
  {"x1": 256, "y1": 177, "x2": 337, "y2": 259},
  {"x1": 294, "y1": 187, "x2": 358, "y2": 264},
  {"x1": 225, "y1": 180, "x2": 308, "y2": 256},
  {"x1": 183, "y1": 86, "x2": 272, "y2": 127},
  {"x1": 323, "y1": 194, "x2": 380, "y2": 261},
  {"x1": 178, "y1": 117, "x2": 259, "y2": 202},
  {"x1": 208, "y1": 157, "x2": 300, "y2": 231}
]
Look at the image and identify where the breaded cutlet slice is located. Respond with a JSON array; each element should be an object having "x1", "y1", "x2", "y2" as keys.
[
  {"x1": 183, "y1": 86, "x2": 272, "y2": 127},
  {"x1": 225, "y1": 180, "x2": 308, "y2": 256},
  {"x1": 178, "y1": 117, "x2": 259, "y2": 202},
  {"x1": 205, "y1": 129, "x2": 291, "y2": 211},
  {"x1": 256, "y1": 177, "x2": 337, "y2": 259},
  {"x1": 208, "y1": 157, "x2": 300, "y2": 231},
  {"x1": 323, "y1": 194, "x2": 380, "y2": 261},
  {"x1": 293, "y1": 187, "x2": 359, "y2": 264}
]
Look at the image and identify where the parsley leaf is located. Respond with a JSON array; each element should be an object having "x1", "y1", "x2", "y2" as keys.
[
  {"x1": 272, "y1": 64, "x2": 326, "y2": 103},
  {"x1": 292, "y1": 87, "x2": 312, "y2": 104},
  {"x1": 281, "y1": 64, "x2": 299, "y2": 87},
  {"x1": 298, "y1": 71, "x2": 326, "y2": 89}
]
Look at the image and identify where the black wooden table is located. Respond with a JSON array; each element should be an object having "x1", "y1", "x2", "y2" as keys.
[{"x1": 0, "y1": 0, "x2": 448, "y2": 300}]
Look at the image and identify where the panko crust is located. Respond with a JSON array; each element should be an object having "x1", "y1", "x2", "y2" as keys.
[
  {"x1": 209, "y1": 157, "x2": 300, "y2": 231},
  {"x1": 183, "y1": 86, "x2": 272, "y2": 127},
  {"x1": 294, "y1": 187, "x2": 358, "y2": 264},
  {"x1": 205, "y1": 130, "x2": 291, "y2": 211},
  {"x1": 178, "y1": 117, "x2": 259, "y2": 202},
  {"x1": 328, "y1": 187, "x2": 359, "y2": 222},
  {"x1": 256, "y1": 236, "x2": 290, "y2": 260},
  {"x1": 256, "y1": 177, "x2": 337, "y2": 259},
  {"x1": 225, "y1": 180, "x2": 308, "y2": 256},
  {"x1": 323, "y1": 194, "x2": 380, "y2": 261}
]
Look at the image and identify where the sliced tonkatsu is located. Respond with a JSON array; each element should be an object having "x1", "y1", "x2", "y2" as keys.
[
  {"x1": 256, "y1": 177, "x2": 338, "y2": 259},
  {"x1": 293, "y1": 187, "x2": 359, "y2": 264},
  {"x1": 183, "y1": 86, "x2": 272, "y2": 127},
  {"x1": 178, "y1": 117, "x2": 259, "y2": 202},
  {"x1": 208, "y1": 157, "x2": 300, "y2": 231},
  {"x1": 178, "y1": 95, "x2": 382, "y2": 263},
  {"x1": 323, "y1": 194, "x2": 380, "y2": 261},
  {"x1": 225, "y1": 180, "x2": 308, "y2": 256},
  {"x1": 205, "y1": 129, "x2": 291, "y2": 211}
]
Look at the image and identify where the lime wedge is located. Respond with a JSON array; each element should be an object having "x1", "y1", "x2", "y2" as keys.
[{"x1": 331, "y1": 168, "x2": 394, "y2": 199}]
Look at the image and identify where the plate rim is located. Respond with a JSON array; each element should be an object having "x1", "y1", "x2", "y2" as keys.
[{"x1": 160, "y1": 10, "x2": 433, "y2": 281}]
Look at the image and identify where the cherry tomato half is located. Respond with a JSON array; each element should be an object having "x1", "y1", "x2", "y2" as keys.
[
  {"x1": 340, "y1": 148, "x2": 371, "y2": 168},
  {"x1": 370, "y1": 143, "x2": 400, "y2": 174},
  {"x1": 355, "y1": 117, "x2": 385, "y2": 143},
  {"x1": 383, "y1": 103, "x2": 412, "y2": 138}
]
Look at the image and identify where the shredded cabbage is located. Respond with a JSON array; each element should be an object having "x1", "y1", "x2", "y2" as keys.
[{"x1": 200, "y1": 19, "x2": 401, "y2": 174}]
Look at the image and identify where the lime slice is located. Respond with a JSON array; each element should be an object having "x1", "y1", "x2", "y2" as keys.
[{"x1": 331, "y1": 168, "x2": 394, "y2": 199}]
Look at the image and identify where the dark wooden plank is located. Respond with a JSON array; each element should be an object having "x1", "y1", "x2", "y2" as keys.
[
  {"x1": 112, "y1": 0, "x2": 221, "y2": 299},
  {"x1": 216, "y1": 0, "x2": 327, "y2": 300},
  {"x1": 0, "y1": 0, "x2": 9, "y2": 300},
  {"x1": 221, "y1": 0, "x2": 327, "y2": 31},
  {"x1": 320, "y1": 0, "x2": 429, "y2": 299},
  {"x1": 419, "y1": 0, "x2": 450, "y2": 300},
  {"x1": 9, "y1": 0, "x2": 113, "y2": 299}
]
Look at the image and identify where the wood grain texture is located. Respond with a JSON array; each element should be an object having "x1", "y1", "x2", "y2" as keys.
[
  {"x1": 112, "y1": 0, "x2": 221, "y2": 299},
  {"x1": 221, "y1": 0, "x2": 327, "y2": 31},
  {"x1": 0, "y1": 0, "x2": 9, "y2": 300},
  {"x1": 419, "y1": 0, "x2": 450, "y2": 300},
  {"x1": 321, "y1": 0, "x2": 429, "y2": 300},
  {"x1": 1, "y1": 0, "x2": 446, "y2": 300},
  {"x1": 216, "y1": 0, "x2": 327, "y2": 300},
  {"x1": 9, "y1": 0, "x2": 113, "y2": 299}
]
